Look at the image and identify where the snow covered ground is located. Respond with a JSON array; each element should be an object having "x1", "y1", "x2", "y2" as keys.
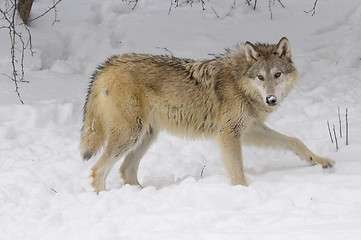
[{"x1": 1, "y1": 0, "x2": 361, "y2": 239}]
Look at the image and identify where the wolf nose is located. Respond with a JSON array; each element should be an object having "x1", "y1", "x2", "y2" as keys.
[{"x1": 266, "y1": 95, "x2": 277, "y2": 106}]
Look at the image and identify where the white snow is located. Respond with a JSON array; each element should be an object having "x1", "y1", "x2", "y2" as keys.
[{"x1": 1, "y1": 0, "x2": 361, "y2": 239}]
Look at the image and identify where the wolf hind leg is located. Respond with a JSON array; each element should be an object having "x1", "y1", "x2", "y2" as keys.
[
  {"x1": 91, "y1": 123, "x2": 143, "y2": 194},
  {"x1": 90, "y1": 146, "x2": 119, "y2": 194},
  {"x1": 120, "y1": 125, "x2": 158, "y2": 186},
  {"x1": 243, "y1": 124, "x2": 334, "y2": 168}
]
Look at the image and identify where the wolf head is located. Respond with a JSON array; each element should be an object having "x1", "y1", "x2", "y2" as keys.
[{"x1": 244, "y1": 37, "x2": 298, "y2": 107}]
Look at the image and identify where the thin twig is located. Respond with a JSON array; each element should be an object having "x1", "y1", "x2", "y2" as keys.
[
  {"x1": 24, "y1": 24, "x2": 34, "y2": 56},
  {"x1": 338, "y1": 107, "x2": 342, "y2": 138},
  {"x1": 200, "y1": 0, "x2": 206, "y2": 10},
  {"x1": 346, "y1": 108, "x2": 349, "y2": 145},
  {"x1": 333, "y1": 125, "x2": 339, "y2": 151},
  {"x1": 327, "y1": 121, "x2": 333, "y2": 143},
  {"x1": 211, "y1": 7, "x2": 219, "y2": 18},
  {"x1": 168, "y1": 0, "x2": 206, "y2": 14},
  {"x1": 304, "y1": 0, "x2": 318, "y2": 16},
  {"x1": 226, "y1": 0, "x2": 237, "y2": 17},
  {"x1": 123, "y1": 0, "x2": 139, "y2": 10},
  {"x1": 200, "y1": 165, "x2": 206, "y2": 178},
  {"x1": 276, "y1": 0, "x2": 285, "y2": 8},
  {"x1": 268, "y1": 0, "x2": 273, "y2": 19},
  {"x1": 51, "y1": 0, "x2": 60, "y2": 25},
  {"x1": 168, "y1": 0, "x2": 175, "y2": 15},
  {"x1": 27, "y1": 0, "x2": 62, "y2": 24},
  {"x1": 155, "y1": 47, "x2": 174, "y2": 57}
]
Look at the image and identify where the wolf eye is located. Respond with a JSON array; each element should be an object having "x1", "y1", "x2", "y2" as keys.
[
  {"x1": 257, "y1": 75, "x2": 264, "y2": 81},
  {"x1": 274, "y1": 72, "x2": 281, "y2": 78}
]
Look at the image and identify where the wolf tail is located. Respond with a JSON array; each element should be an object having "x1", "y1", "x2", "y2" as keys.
[{"x1": 80, "y1": 77, "x2": 106, "y2": 160}]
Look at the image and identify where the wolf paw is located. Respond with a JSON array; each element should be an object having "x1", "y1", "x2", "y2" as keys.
[
  {"x1": 90, "y1": 170, "x2": 106, "y2": 195},
  {"x1": 230, "y1": 175, "x2": 248, "y2": 187},
  {"x1": 310, "y1": 156, "x2": 334, "y2": 168}
]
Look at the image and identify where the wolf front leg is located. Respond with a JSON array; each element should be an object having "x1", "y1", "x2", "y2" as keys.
[
  {"x1": 243, "y1": 124, "x2": 334, "y2": 168},
  {"x1": 217, "y1": 130, "x2": 248, "y2": 186}
]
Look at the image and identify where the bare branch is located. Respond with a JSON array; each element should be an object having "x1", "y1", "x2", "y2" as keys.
[
  {"x1": 27, "y1": 0, "x2": 62, "y2": 24},
  {"x1": 333, "y1": 125, "x2": 339, "y2": 151},
  {"x1": 168, "y1": 0, "x2": 206, "y2": 15},
  {"x1": 327, "y1": 121, "x2": 333, "y2": 143},
  {"x1": 304, "y1": 0, "x2": 318, "y2": 16},
  {"x1": 155, "y1": 47, "x2": 174, "y2": 57},
  {"x1": 200, "y1": 165, "x2": 206, "y2": 178},
  {"x1": 211, "y1": 7, "x2": 219, "y2": 18},
  {"x1": 276, "y1": 0, "x2": 285, "y2": 8},
  {"x1": 168, "y1": 0, "x2": 175, "y2": 15},
  {"x1": 122, "y1": 0, "x2": 139, "y2": 10},
  {"x1": 338, "y1": 106, "x2": 342, "y2": 138},
  {"x1": 268, "y1": 0, "x2": 273, "y2": 19},
  {"x1": 200, "y1": 0, "x2": 205, "y2": 10},
  {"x1": 247, "y1": 0, "x2": 285, "y2": 17},
  {"x1": 345, "y1": 109, "x2": 349, "y2": 145}
]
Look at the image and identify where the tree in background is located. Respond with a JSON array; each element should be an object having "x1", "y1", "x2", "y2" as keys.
[{"x1": 17, "y1": 0, "x2": 34, "y2": 24}]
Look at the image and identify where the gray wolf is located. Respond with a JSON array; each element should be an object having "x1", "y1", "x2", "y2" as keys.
[{"x1": 81, "y1": 37, "x2": 333, "y2": 193}]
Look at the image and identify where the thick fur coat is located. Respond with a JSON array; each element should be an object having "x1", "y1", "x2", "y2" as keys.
[{"x1": 81, "y1": 37, "x2": 333, "y2": 193}]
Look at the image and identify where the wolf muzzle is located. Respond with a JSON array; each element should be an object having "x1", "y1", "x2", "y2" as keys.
[{"x1": 266, "y1": 95, "x2": 277, "y2": 106}]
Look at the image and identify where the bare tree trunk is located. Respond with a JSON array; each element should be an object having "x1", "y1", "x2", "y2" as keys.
[{"x1": 17, "y1": 0, "x2": 34, "y2": 24}]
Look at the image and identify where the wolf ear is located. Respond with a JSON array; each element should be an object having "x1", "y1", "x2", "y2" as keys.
[
  {"x1": 274, "y1": 37, "x2": 291, "y2": 59},
  {"x1": 245, "y1": 41, "x2": 260, "y2": 63}
]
